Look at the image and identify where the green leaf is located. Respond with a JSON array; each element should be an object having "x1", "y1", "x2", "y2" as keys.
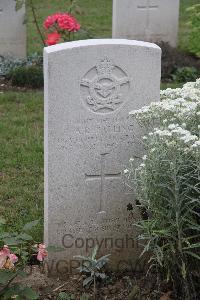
[
  {"x1": 3, "y1": 284, "x2": 39, "y2": 300},
  {"x1": 80, "y1": 294, "x2": 90, "y2": 300},
  {"x1": 83, "y1": 276, "x2": 93, "y2": 287},
  {"x1": 22, "y1": 220, "x2": 40, "y2": 232},
  {"x1": 3, "y1": 237, "x2": 21, "y2": 245},
  {"x1": 1, "y1": 284, "x2": 20, "y2": 299},
  {"x1": 0, "y1": 270, "x2": 16, "y2": 284},
  {"x1": 0, "y1": 216, "x2": 6, "y2": 225},
  {"x1": 18, "y1": 233, "x2": 33, "y2": 241},
  {"x1": 91, "y1": 245, "x2": 98, "y2": 260},
  {"x1": 183, "y1": 243, "x2": 200, "y2": 250},
  {"x1": 58, "y1": 292, "x2": 75, "y2": 300},
  {"x1": 185, "y1": 251, "x2": 200, "y2": 260},
  {"x1": 0, "y1": 232, "x2": 12, "y2": 239},
  {"x1": 19, "y1": 287, "x2": 39, "y2": 299}
]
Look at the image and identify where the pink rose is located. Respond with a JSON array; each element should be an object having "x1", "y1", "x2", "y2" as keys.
[
  {"x1": 0, "y1": 245, "x2": 18, "y2": 269},
  {"x1": 37, "y1": 244, "x2": 48, "y2": 262},
  {"x1": 9, "y1": 253, "x2": 18, "y2": 264}
]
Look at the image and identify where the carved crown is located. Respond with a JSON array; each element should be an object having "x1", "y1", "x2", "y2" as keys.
[{"x1": 96, "y1": 57, "x2": 114, "y2": 76}]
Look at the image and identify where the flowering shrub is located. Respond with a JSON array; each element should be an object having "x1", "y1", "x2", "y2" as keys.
[
  {"x1": 44, "y1": 12, "x2": 81, "y2": 46},
  {"x1": 0, "y1": 218, "x2": 47, "y2": 299},
  {"x1": 125, "y1": 79, "x2": 200, "y2": 299}
]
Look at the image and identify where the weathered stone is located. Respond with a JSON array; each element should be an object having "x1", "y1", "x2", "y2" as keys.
[
  {"x1": 113, "y1": 0, "x2": 180, "y2": 47},
  {"x1": 0, "y1": 0, "x2": 26, "y2": 57},
  {"x1": 44, "y1": 39, "x2": 161, "y2": 275}
]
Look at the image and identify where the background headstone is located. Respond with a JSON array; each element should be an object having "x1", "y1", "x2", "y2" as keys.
[
  {"x1": 44, "y1": 39, "x2": 161, "y2": 274},
  {"x1": 0, "y1": 0, "x2": 26, "y2": 57},
  {"x1": 113, "y1": 0, "x2": 180, "y2": 47}
]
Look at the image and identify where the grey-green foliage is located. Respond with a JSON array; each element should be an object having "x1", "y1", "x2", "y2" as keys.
[
  {"x1": 127, "y1": 80, "x2": 200, "y2": 299},
  {"x1": 57, "y1": 292, "x2": 75, "y2": 300},
  {"x1": 0, "y1": 53, "x2": 43, "y2": 77},
  {"x1": 74, "y1": 246, "x2": 110, "y2": 288}
]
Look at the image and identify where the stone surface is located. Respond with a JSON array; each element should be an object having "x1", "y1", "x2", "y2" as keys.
[
  {"x1": 113, "y1": 0, "x2": 180, "y2": 47},
  {"x1": 0, "y1": 0, "x2": 26, "y2": 57},
  {"x1": 44, "y1": 39, "x2": 161, "y2": 275}
]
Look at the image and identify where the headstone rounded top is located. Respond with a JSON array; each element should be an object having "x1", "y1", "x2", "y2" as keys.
[
  {"x1": 44, "y1": 37, "x2": 161, "y2": 273},
  {"x1": 44, "y1": 38, "x2": 161, "y2": 54}
]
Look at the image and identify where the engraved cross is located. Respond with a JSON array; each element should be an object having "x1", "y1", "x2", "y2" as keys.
[
  {"x1": 85, "y1": 153, "x2": 121, "y2": 213},
  {"x1": 137, "y1": 0, "x2": 159, "y2": 31}
]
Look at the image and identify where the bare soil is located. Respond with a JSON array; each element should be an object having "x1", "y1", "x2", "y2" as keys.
[{"x1": 15, "y1": 266, "x2": 173, "y2": 300}]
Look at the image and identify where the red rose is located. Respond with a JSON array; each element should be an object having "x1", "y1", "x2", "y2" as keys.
[
  {"x1": 43, "y1": 12, "x2": 81, "y2": 45},
  {"x1": 57, "y1": 13, "x2": 80, "y2": 32},
  {"x1": 45, "y1": 32, "x2": 61, "y2": 46},
  {"x1": 43, "y1": 13, "x2": 60, "y2": 29}
]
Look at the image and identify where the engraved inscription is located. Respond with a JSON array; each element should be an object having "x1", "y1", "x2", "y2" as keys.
[
  {"x1": 137, "y1": 0, "x2": 159, "y2": 10},
  {"x1": 58, "y1": 116, "x2": 138, "y2": 152},
  {"x1": 85, "y1": 153, "x2": 121, "y2": 213},
  {"x1": 80, "y1": 57, "x2": 130, "y2": 113},
  {"x1": 55, "y1": 215, "x2": 135, "y2": 238}
]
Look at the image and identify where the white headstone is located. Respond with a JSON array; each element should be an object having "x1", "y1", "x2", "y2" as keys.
[
  {"x1": 44, "y1": 39, "x2": 161, "y2": 275},
  {"x1": 0, "y1": 0, "x2": 26, "y2": 57},
  {"x1": 113, "y1": 0, "x2": 180, "y2": 47}
]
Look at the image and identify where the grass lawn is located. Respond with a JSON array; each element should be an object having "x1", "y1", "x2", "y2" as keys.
[
  {"x1": 0, "y1": 92, "x2": 44, "y2": 239},
  {"x1": 0, "y1": 0, "x2": 198, "y2": 238}
]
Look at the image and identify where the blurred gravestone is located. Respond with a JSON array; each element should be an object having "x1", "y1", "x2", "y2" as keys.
[
  {"x1": 0, "y1": 0, "x2": 26, "y2": 57},
  {"x1": 113, "y1": 0, "x2": 180, "y2": 47},
  {"x1": 44, "y1": 39, "x2": 161, "y2": 274}
]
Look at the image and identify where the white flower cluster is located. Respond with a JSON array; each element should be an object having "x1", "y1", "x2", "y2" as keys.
[
  {"x1": 125, "y1": 79, "x2": 200, "y2": 176},
  {"x1": 160, "y1": 79, "x2": 200, "y2": 101},
  {"x1": 130, "y1": 79, "x2": 200, "y2": 132},
  {"x1": 152, "y1": 124, "x2": 199, "y2": 152}
]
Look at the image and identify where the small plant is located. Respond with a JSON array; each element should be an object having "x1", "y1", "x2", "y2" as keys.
[
  {"x1": 172, "y1": 66, "x2": 199, "y2": 83},
  {"x1": 0, "y1": 218, "x2": 47, "y2": 299},
  {"x1": 187, "y1": 4, "x2": 200, "y2": 57},
  {"x1": 58, "y1": 292, "x2": 75, "y2": 300},
  {"x1": 74, "y1": 246, "x2": 110, "y2": 299},
  {"x1": 10, "y1": 65, "x2": 43, "y2": 88}
]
